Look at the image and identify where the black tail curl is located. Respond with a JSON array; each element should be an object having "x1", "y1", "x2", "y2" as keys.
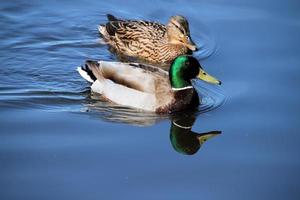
[
  {"x1": 107, "y1": 14, "x2": 118, "y2": 21},
  {"x1": 81, "y1": 60, "x2": 97, "y2": 82}
]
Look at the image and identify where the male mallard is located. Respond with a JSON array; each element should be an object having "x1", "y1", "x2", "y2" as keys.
[
  {"x1": 77, "y1": 55, "x2": 221, "y2": 113},
  {"x1": 98, "y1": 14, "x2": 198, "y2": 64}
]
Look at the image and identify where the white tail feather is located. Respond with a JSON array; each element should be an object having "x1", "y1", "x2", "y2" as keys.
[
  {"x1": 98, "y1": 25, "x2": 106, "y2": 36},
  {"x1": 77, "y1": 67, "x2": 94, "y2": 83}
]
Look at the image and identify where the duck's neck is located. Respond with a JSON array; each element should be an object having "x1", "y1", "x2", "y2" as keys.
[
  {"x1": 168, "y1": 43, "x2": 188, "y2": 55},
  {"x1": 158, "y1": 43, "x2": 188, "y2": 63}
]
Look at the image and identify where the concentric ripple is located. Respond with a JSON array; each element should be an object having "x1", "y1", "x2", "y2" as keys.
[{"x1": 0, "y1": 5, "x2": 223, "y2": 126}]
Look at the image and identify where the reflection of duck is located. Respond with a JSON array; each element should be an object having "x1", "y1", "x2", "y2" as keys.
[
  {"x1": 83, "y1": 95, "x2": 168, "y2": 126},
  {"x1": 170, "y1": 114, "x2": 221, "y2": 155},
  {"x1": 77, "y1": 55, "x2": 221, "y2": 113},
  {"x1": 98, "y1": 14, "x2": 198, "y2": 64}
]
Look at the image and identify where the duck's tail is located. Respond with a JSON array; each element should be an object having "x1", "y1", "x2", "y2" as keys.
[
  {"x1": 107, "y1": 14, "x2": 118, "y2": 21},
  {"x1": 98, "y1": 24, "x2": 106, "y2": 37},
  {"x1": 98, "y1": 14, "x2": 121, "y2": 37},
  {"x1": 77, "y1": 60, "x2": 104, "y2": 83}
]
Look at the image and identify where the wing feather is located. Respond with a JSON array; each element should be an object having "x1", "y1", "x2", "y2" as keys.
[{"x1": 99, "y1": 61, "x2": 168, "y2": 93}]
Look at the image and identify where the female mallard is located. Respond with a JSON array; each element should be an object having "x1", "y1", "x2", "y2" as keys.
[
  {"x1": 77, "y1": 55, "x2": 221, "y2": 113},
  {"x1": 98, "y1": 14, "x2": 198, "y2": 64}
]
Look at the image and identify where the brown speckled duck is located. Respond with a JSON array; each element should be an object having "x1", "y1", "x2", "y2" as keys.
[{"x1": 98, "y1": 14, "x2": 198, "y2": 64}]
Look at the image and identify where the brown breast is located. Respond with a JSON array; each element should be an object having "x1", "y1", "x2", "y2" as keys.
[{"x1": 155, "y1": 88, "x2": 198, "y2": 113}]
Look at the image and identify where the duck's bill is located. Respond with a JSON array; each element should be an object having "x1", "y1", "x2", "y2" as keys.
[
  {"x1": 185, "y1": 37, "x2": 198, "y2": 51},
  {"x1": 197, "y1": 131, "x2": 222, "y2": 145},
  {"x1": 186, "y1": 43, "x2": 198, "y2": 51},
  {"x1": 197, "y1": 68, "x2": 222, "y2": 85}
]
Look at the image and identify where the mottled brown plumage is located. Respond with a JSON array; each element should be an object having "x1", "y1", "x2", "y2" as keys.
[{"x1": 98, "y1": 14, "x2": 198, "y2": 64}]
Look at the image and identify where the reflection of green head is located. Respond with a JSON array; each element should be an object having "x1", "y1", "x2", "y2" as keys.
[
  {"x1": 170, "y1": 120, "x2": 221, "y2": 155},
  {"x1": 170, "y1": 123, "x2": 200, "y2": 155}
]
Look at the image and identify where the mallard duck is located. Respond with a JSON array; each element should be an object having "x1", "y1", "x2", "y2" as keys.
[
  {"x1": 77, "y1": 55, "x2": 221, "y2": 113},
  {"x1": 98, "y1": 14, "x2": 198, "y2": 64}
]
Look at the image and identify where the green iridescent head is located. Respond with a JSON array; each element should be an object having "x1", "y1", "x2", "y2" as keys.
[{"x1": 169, "y1": 55, "x2": 221, "y2": 90}]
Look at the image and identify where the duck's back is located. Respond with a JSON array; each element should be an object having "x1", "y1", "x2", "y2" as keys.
[
  {"x1": 100, "y1": 18, "x2": 167, "y2": 42},
  {"x1": 99, "y1": 15, "x2": 170, "y2": 62}
]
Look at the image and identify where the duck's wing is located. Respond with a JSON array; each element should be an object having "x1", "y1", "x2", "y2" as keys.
[
  {"x1": 77, "y1": 61, "x2": 170, "y2": 111},
  {"x1": 101, "y1": 61, "x2": 169, "y2": 93},
  {"x1": 100, "y1": 20, "x2": 166, "y2": 43}
]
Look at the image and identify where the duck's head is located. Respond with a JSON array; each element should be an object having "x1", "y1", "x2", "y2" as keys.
[
  {"x1": 166, "y1": 15, "x2": 198, "y2": 51},
  {"x1": 169, "y1": 55, "x2": 221, "y2": 90}
]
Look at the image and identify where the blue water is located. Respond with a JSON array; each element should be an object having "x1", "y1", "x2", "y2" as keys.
[{"x1": 1, "y1": 0, "x2": 300, "y2": 199}]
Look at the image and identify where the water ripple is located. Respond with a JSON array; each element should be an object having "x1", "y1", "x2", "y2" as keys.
[
  {"x1": 0, "y1": 3, "x2": 223, "y2": 126},
  {"x1": 77, "y1": 81, "x2": 225, "y2": 126}
]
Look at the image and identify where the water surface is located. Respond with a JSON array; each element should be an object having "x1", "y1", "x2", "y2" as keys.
[{"x1": 1, "y1": 0, "x2": 300, "y2": 199}]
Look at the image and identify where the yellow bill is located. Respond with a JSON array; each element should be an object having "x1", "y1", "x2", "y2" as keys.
[
  {"x1": 198, "y1": 68, "x2": 222, "y2": 85},
  {"x1": 198, "y1": 131, "x2": 221, "y2": 145}
]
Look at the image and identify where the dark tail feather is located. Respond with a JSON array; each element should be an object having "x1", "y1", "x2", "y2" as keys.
[
  {"x1": 81, "y1": 60, "x2": 98, "y2": 81},
  {"x1": 107, "y1": 14, "x2": 118, "y2": 21},
  {"x1": 105, "y1": 21, "x2": 120, "y2": 36}
]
